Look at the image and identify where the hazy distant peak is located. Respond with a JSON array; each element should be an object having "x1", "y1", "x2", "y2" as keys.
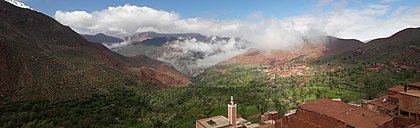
[{"x1": 4, "y1": 0, "x2": 34, "y2": 10}]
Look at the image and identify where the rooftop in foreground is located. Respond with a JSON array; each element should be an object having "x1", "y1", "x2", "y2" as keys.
[
  {"x1": 368, "y1": 96, "x2": 397, "y2": 111},
  {"x1": 402, "y1": 89, "x2": 420, "y2": 97},
  {"x1": 387, "y1": 86, "x2": 405, "y2": 93},
  {"x1": 299, "y1": 99, "x2": 394, "y2": 128},
  {"x1": 387, "y1": 85, "x2": 420, "y2": 97},
  {"x1": 196, "y1": 115, "x2": 229, "y2": 128},
  {"x1": 409, "y1": 82, "x2": 420, "y2": 88}
]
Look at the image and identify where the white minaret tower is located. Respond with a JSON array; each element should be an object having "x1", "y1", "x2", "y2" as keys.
[{"x1": 228, "y1": 96, "x2": 237, "y2": 126}]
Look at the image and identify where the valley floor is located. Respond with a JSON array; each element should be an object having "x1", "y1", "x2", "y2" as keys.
[{"x1": 1, "y1": 61, "x2": 418, "y2": 127}]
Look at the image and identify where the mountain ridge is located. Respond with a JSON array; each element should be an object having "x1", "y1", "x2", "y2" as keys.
[
  {"x1": 0, "y1": 1, "x2": 190, "y2": 103},
  {"x1": 81, "y1": 33, "x2": 124, "y2": 44},
  {"x1": 225, "y1": 36, "x2": 364, "y2": 65},
  {"x1": 321, "y1": 27, "x2": 420, "y2": 67}
]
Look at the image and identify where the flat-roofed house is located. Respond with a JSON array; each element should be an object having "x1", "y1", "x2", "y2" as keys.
[
  {"x1": 364, "y1": 82, "x2": 420, "y2": 126},
  {"x1": 196, "y1": 96, "x2": 253, "y2": 128},
  {"x1": 195, "y1": 96, "x2": 277, "y2": 128},
  {"x1": 196, "y1": 115, "x2": 230, "y2": 128},
  {"x1": 280, "y1": 99, "x2": 394, "y2": 128}
]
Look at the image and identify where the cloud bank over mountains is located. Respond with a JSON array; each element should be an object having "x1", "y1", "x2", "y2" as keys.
[
  {"x1": 167, "y1": 38, "x2": 247, "y2": 71},
  {"x1": 52, "y1": 0, "x2": 420, "y2": 75},
  {"x1": 55, "y1": 1, "x2": 420, "y2": 45}
]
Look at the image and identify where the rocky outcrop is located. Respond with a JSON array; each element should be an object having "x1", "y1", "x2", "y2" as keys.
[{"x1": 139, "y1": 66, "x2": 191, "y2": 88}]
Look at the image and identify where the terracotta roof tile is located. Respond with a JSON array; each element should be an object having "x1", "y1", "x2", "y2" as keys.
[
  {"x1": 367, "y1": 96, "x2": 397, "y2": 111},
  {"x1": 299, "y1": 99, "x2": 393, "y2": 128},
  {"x1": 409, "y1": 82, "x2": 420, "y2": 88},
  {"x1": 387, "y1": 86, "x2": 405, "y2": 93}
]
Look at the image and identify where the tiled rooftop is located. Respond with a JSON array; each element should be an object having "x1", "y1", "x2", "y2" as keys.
[{"x1": 300, "y1": 99, "x2": 394, "y2": 128}]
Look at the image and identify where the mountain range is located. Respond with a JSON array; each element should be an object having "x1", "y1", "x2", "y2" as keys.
[
  {"x1": 83, "y1": 32, "x2": 242, "y2": 76},
  {"x1": 225, "y1": 36, "x2": 364, "y2": 65},
  {"x1": 1, "y1": 0, "x2": 420, "y2": 127},
  {"x1": 87, "y1": 32, "x2": 364, "y2": 76},
  {"x1": 0, "y1": 1, "x2": 190, "y2": 103},
  {"x1": 322, "y1": 27, "x2": 420, "y2": 68},
  {"x1": 81, "y1": 33, "x2": 124, "y2": 44},
  {"x1": 1, "y1": 0, "x2": 418, "y2": 109},
  {"x1": 124, "y1": 31, "x2": 232, "y2": 45},
  {"x1": 88, "y1": 27, "x2": 419, "y2": 77}
]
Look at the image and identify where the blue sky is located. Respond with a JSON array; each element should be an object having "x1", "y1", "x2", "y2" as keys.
[
  {"x1": 24, "y1": 0, "x2": 316, "y2": 19},
  {"x1": 6, "y1": 0, "x2": 420, "y2": 68},
  {"x1": 23, "y1": 0, "x2": 420, "y2": 19},
  {"x1": 17, "y1": 0, "x2": 420, "y2": 42}
]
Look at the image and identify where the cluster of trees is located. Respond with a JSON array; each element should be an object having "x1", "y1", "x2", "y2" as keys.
[{"x1": 1, "y1": 61, "x2": 418, "y2": 127}]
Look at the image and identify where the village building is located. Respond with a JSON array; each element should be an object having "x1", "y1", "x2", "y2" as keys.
[
  {"x1": 197, "y1": 82, "x2": 420, "y2": 128},
  {"x1": 363, "y1": 82, "x2": 420, "y2": 127},
  {"x1": 260, "y1": 111, "x2": 278, "y2": 125},
  {"x1": 278, "y1": 99, "x2": 394, "y2": 128},
  {"x1": 196, "y1": 96, "x2": 277, "y2": 128}
]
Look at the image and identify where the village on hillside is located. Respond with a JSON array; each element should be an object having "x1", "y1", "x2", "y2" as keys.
[{"x1": 196, "y1": 82, "x2": 420, "y2": 128}]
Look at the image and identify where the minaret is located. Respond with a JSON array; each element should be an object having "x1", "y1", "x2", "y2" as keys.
[{"x1": 228, "y1": 96, "x2": 237, "y2": 126}]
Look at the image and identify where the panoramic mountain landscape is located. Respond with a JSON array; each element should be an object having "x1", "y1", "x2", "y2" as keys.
[
  {"x1": 106, "y1": 32, "x2": 241, "y2": 76},
  {"x1": 0, "y1": 0, "x2": 419, "y2": 127}
]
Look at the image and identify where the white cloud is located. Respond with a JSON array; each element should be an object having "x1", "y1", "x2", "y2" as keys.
[
  {"x1": 160, "y1": 38, "x2": 247, "y2": 76},
  {"x1": 55, "y1": 4, "x2": 180, "y2": 35},
  {"x1": 381, "y1": 0, "x2": 399, "y2": 3},
  {"x1": 247, "y1": 11, "x2": 263, "y2": 20},
  {"x1": 53, "y1": 2, "x2": 420, "y2": 75},
  {"x1": 55, "y1": 11, "x2": 93, "y2": 28},
  {"x1": 102, "y1": 41, "x2": 129, "y2": 49},
  {"x1": 55, "y1": 3, "x2": 420, "y2": 44}
]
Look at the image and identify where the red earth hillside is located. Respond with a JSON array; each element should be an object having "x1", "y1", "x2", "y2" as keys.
[
  {"x1": 139, "y1": 66, "x2": 192, "y2": 88},
  {"x1": 0, "y1": 1, "x2": 190, "y2": 102},
  {"x1": 225, "y1": 36, "x2": 363, "y2": 65}
]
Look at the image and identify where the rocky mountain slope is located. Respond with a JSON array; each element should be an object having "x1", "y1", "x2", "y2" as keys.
[
  {"x1": 322, "y1": 27, "x2": 420, "y2": 70},
  {"x1": 81, "y1": 33, "x2": 124, "y2": 44},
  {"x1": 107, "y1": 31, "x2": 363, "y2": 76},
  {"x1": 4, "y1": 0, "x2": 33, "y2": 10},
  {"x1": 124, "y1": 31, "x2": 227, "y2": 45},
  {"x1": 0, "y1": 1, "x2": 190, "y2": 103},
  {"x1": 225, "y1": 36, "x2": 364, "y2": 65},
  {"x1": 109, "y1": 32, "x2": 243, "y2": 76}
]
